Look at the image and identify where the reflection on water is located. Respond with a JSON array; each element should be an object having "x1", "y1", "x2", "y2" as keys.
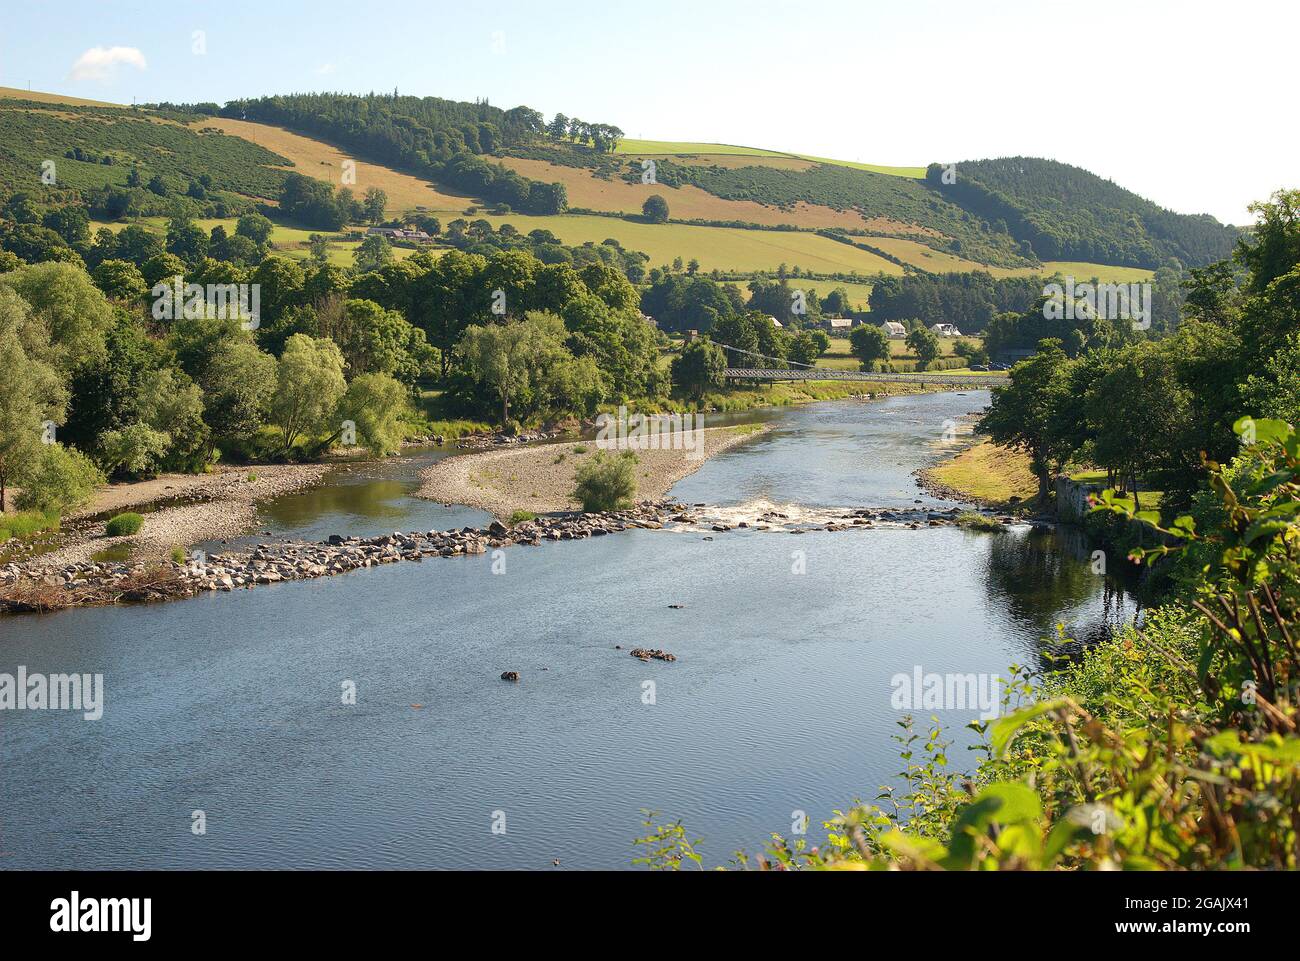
[
  {"x1": 198, "y1": 449, "x2": 490, "y2": 554},
  {"x1": 0, "y1": 393, "x2": 1145, "y2": 870},
  {"x1": 89, "y1": 543, "x2": 136, "y2": 563},
  {"x1": 982, "y1": 526, "x2": 1145, "y2": 664}
]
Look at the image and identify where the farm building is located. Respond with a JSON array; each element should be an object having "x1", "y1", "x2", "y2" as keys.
[
  {"x1": 766, "y1": 315, "x2": 784, "y2": 329},
  {"x1": 880, "y1": 321, "x2": 907, "y2": 338},
  {"x1": 366, "y1": 226, "x2": 434, "y2": 244},
  {"x1": 824, "y1": 317, "x2": 854, "y2": 332},
  {"x1": 929, "y1": 323, "x2": 963, "y2": 337}
]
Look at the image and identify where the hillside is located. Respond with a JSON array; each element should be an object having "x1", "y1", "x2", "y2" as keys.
[
  {"x1": 929, "y1": 157, "x2": 1241, "y2": 268},
  {"x1": 0, "y1": 93, "x2": 289, "y2": 218},
  {"x1": 0, "y1": 87, "x2": 1229, "y2": 283}
]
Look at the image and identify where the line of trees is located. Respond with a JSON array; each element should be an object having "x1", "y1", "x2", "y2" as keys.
[
  {"x1": 980, "y1": 190, "x2": 1300, "y2": 506},
  {"x1": 544, "y1": 114, "x2": 624, "y2": 153}
]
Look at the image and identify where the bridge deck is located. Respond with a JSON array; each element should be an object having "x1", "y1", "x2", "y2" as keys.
[{"x1": 723, "y1": 368, "x2": 1009, "y2": 388}]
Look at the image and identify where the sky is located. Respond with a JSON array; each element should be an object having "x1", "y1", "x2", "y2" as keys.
[{"x1": 1, "y1": 0, "x2": 1292, "y2": 225}]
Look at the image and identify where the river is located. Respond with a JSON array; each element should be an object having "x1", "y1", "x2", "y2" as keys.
[{"x1": 0, "y1": 390, "x2": 1141, "y2": 869}]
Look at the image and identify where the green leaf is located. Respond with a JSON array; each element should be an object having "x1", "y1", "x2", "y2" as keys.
[{"x1": 989, "y1": 698, "x2": 1069, "y2": 759}]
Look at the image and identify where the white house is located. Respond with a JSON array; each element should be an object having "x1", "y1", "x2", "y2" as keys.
[
  {"x1": 930, "y1": 323, "x2": 963, "y2": 338},
  {"x1": 880, "y1": 321, "x2": 907, "y2": 339},
  {"x1": 824, "y1": 317, "x2": 853, "y2": 332}
]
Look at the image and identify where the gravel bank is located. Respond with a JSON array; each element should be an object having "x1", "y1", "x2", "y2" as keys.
[
  {"x1": 415, "y1": 425, "x2": 770, "y2": 518},
  {"x1": 26, "y1": 464, "x2": 333, "y2": 568}
]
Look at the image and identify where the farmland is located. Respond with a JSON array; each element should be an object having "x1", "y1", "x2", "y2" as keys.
[
  {"x1": 614, "y1": 139, "x2": 927, "y2": 178},
  {"x1": 462, "y1": 211, "x2": 907, "y2": 275},
  {"x1": 498, "y1": 155, "x2": 883, "y2": 231},
  {"x1": 190, "y1": 116, "x2": 475, "y2": 213},
  {"x1": 8, "y1": 89, "x2": 1168, "y2": 287}
]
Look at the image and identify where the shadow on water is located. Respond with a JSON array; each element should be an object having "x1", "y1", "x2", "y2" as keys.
[{"x1": 981, "y1": 524, "x2": 1145, "y2": 671}]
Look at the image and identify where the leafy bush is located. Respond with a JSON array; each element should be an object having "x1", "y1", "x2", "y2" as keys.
[
  {"x1": 508, "y1": 510, "x2": 537, "y2": 525},
  {"x1": 572, "y1": 451, "x2": 638, "y2": 512},
  {"x1": 15, "y1": 443, "x2": 104, "y2": 515},
  {"x1": 105, "y1": 512, "x2": 144, "y2": 537}
]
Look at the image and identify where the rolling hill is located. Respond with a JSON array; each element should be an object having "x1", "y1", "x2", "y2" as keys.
[{"x1": 0, "y1": 86, "x2": 1230, "y2": 283}]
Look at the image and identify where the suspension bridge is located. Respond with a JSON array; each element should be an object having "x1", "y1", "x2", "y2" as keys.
[{"x1": 712, "y1": 343, "x2": 1010, "y2": 389}]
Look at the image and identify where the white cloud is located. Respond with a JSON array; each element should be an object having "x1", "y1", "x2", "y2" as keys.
[
  {"x1": 315, "y1": 63, "x2": 336, "y2": 76},
  {"x1": 69, "y1": 46, "x2": 147, "y2": 82}
]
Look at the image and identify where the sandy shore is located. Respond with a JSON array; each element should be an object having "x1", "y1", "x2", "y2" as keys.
[
  {"x1": 22, "y1": 464, "x2": 333, "y2": 568},
  {"x1": 416, "y1": 425, "x2": 770, "y2": 518}
]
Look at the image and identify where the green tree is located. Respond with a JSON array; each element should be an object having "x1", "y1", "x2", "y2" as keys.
[
  {"x1": 788, "y1": 331, "x2": 822, "y2": 368},
  {"x1": 412, "y1": 249, "x2": 487, "y2": 378},
  {"x1": 354, "y1": 233, "x2": 394, "y2": 272},
  {"x1": 307, "y1": 233, "x2": 330, "y2": 266},
  {"x1": 457, "y1": 312, "x2": 570, "y2": 427},
  {"x1": 670, "y1": 339, "x2": 725, "y2": 402},
  {"x1": 1085, "y1": 342, "x2": 1193, "y2": 505},
  {"x1": 0, "y1": 262, "x2": 116, "y2": 372},
  {"x1": 166, "y1": 217, "x2": 209, "y2": 265},
  {"x1": 849, "y1": 324, "x2": 891, "y2": 371},
  {"x1": 91, "y1": 259, "x2": 148, "y2": 302},
  {"x1": 236, "y1": 212, "x2": 275, "y2": 246},
  {"x1": 906, "y1": 325, "x2": 941, "y2": 369},
  {"x1": 268, "y1": 335, "x2": 347, "y2": 451},
  {"x1": 363, "y1": 188, "x2": 388, "y2": 225},
  {"x1": 978, "y1": 339, "x2": 1073, "y2": 502},
  {"x1": 201, "y1": 340, "x2": 277, "y2": 449},
  {"x1": 13, "y1": 442, "x2": 103, "y2": 515},
  {"x1": 0, "y1": 301, "x2": 68, "y2": 512},
  {"x1": 642, "y1": 195, "x2": 670, "y2": 224},
  {"x1": 336, "y1": 372, "x2": 408, "y2": 456},
  {"x1": 98, "y1": 423, "x2": 171, "y2": 479}
]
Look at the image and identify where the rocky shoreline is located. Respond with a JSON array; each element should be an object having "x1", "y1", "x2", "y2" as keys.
[{"x1": 0, "y1": 501, "x2": 1029, "y2": 616}]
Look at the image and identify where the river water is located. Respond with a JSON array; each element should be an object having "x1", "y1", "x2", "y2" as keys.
[{"x1": 0, "y1": 391, "x2": 1140, "y2": 870}]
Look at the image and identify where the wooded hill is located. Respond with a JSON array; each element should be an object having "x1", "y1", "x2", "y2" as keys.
[{"x1": 927, "y1": 157, "x2": 1241, "y2": 268}]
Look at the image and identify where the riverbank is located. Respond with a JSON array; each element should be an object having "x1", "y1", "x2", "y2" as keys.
[
  {"x1": 12, "y1": 464, "x2": 334, "y2": 568},
  {"x1": 416, "y1": 424, "x2": 770, "y2": 519},
  {"x1": 916, "y1": 439, "x2": 1038, "y2": 511}
]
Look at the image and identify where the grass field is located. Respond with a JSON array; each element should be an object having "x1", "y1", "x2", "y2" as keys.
[
  {"x1": 0, "y1": 85, "x2": 124, "y2": 108},
  {"x1": 862, "y1": 236, "x2": 1005, "y2": 273},
  {"x1": 614, "y1": 139, "x2": 926, "y2": 178},
  {"x1": 465, "y1": 211, "x2": 907, "y2": 275},
  {"x1": 924, "y1": 440, "x2": 1038, "y2": 507},
  {"x1": 993, "y1": 261, "x2": 1155, "y2": 283},
  {"x1": 499, "y1": 156, "x2": 881, "y2": 231},
  {"x1": 192, "y1": 116, "x2": 475, "y2": 214}
]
